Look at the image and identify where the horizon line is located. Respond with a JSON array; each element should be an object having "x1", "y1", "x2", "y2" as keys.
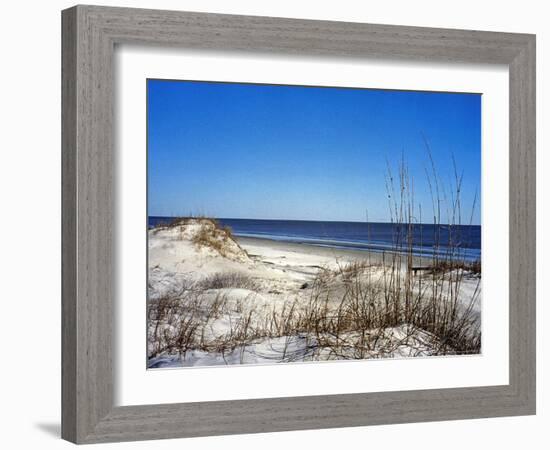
[{"x1": 148, "y1": 214, "x2": 481, "y2": 227}]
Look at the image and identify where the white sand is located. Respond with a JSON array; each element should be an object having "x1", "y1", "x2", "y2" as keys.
[{"x1": 148, "y1": 219, "x2": 481, "y2": 368}]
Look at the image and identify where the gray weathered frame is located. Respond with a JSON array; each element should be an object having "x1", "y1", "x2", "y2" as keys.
[{"x1": 62, "y1": 4, "x2": 536, "y2": 444}]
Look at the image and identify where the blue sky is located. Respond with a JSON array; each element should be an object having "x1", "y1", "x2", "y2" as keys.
[{"x1": 148, "y1": 79, "x2": 481, "y2": 225}]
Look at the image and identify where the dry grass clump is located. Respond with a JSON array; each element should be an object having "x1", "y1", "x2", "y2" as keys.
[
  {"x1": 197, "y1": 272, "x2": 259, "y2": 290},
  {"x1": 313, "y1": 326, "x2": 442, "y2": 360},
  {"x1": 148, "y1": 291, "x2": 216, "y2": 358},
  {"x1": 191, "y1": 220, "x2": 236, "y2": 257},
  {"x1": 148, "y1": 290, "x2": 270, "y2": 362},
  {"x1": 270, "y1": 261, "x2": 480, "y2": 357}
]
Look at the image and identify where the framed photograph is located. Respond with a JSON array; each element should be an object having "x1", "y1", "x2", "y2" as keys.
[{"x1": 62, "y1": 5, "x2": 536, "y2": 444}]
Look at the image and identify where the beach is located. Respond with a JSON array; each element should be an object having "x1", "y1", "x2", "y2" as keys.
[
  {"x1": 148, "y1": 218, "x2": 481, "y2": 368},
  {"x1": 239, "y1": 235, "x2": 433, "y2": 269}
]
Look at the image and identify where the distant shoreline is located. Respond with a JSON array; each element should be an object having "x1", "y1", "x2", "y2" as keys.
[{"x1": 236, "y1": 236, "x2": 434, "y2": 266}]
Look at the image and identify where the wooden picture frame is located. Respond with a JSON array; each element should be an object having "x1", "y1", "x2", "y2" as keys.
[{"x1": 62, "y1": 5, "x2": 536, "y2": 444}]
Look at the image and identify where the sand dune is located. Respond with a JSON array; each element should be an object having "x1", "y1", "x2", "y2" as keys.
[{"x1": 148, "y1": 218, "x2": 481, "y2": 368}]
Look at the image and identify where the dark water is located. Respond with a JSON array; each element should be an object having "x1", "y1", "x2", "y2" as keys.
[{"x1": 148, "y1": 217, "x2": 481, "y2": 262}]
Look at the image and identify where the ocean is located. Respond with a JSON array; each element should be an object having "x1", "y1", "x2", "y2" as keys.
[{"x1": 148, "y1": 217, "x2": 481, "y2": 262}]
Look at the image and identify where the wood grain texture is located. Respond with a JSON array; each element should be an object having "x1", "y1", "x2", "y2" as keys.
[
  {"x1": 61, "y1": 7, "x2": 77, "y2": 443},
  {"x1": 61, "y1": 5, "x2": 536, "y2": 444}
]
